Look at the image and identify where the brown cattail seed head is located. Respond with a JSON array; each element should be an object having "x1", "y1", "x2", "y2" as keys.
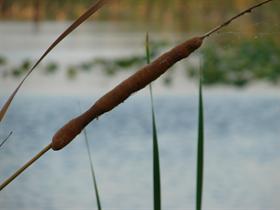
[
  {"x1": 51, "y1": 117, "x2": 85, "y2": 150},
  {"x1": 172, "y1": 36, "x2": 203, "y2": 60}
]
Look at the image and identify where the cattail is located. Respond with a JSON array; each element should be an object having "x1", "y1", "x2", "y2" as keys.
[
  {"x1": 51, "y1": 0, "x2": 274, "y2": 150},
  {"x1": 52, "y1": 37, "x2": 203, "y2": 150},
  {"x1": 0, "y1": 0, "x2": 273, "y2": 191}
]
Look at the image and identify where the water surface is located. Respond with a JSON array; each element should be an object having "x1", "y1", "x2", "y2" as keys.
[{"x1": 0, "y1": 94, "x2": 279, "y2": 210}]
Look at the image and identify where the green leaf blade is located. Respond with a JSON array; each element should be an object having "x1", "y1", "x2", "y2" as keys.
[
  {"x1": 146, "y1": 32, "x2": 161, "y2": 210},
  {"x1": 196, "y1": 71, "x2": 204, "y2": 210},
  {"x1": 83, "y1": 128, "x2": 102, "y2": 210}
]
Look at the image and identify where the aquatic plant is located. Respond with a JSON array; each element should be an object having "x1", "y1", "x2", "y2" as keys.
[{"x1": 0, "y1": 2, "x2": 275, "y2": 210}]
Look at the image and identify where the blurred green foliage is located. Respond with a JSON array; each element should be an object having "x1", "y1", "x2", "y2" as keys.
[
  {"x1": 67, "y1": 66, "x2": 78, "y2": 79},
  {"x1": 91, "y1": 40, "x2": 167, "y2": 75},
  {"x1": 44, "y1": 62, "x2": 59, "y2": 74},
  {"x1": 188, "y1": 38, "x2": 280, "y2": 87},
  {"x1": 1, "y1": 38, "x2": 279, "y2": 87},
  {"x1": 11, "y1": 59, "x2": 32, "y2": 78},
  {"x1": 0, "y1": 56, "x2": 6, "y2": 66}
]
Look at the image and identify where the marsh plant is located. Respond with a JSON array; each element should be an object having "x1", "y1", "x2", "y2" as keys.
[{"x1": 0, "y1": 1, "x2": 276, "y2": 210}]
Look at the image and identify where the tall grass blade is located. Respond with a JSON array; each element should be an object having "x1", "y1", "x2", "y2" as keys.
[
  {"x1": 146, "y1": 33, "x2": 161, "y2": 210},
  {"x1": 145, "y1": 33, "x2": 151, "y2": 64},
  {"x1": 0, "y1": 131, "x2": 13, "y2": 148},
  {"x1": 82, "y1": 128, "x2": 102, "y2": 210},
  {"x1": 0, "y1": 0, "x2": 109, "y2": 122},
  {"x1": 196, "y1": 68, "x2": 204, "y2": 210}
]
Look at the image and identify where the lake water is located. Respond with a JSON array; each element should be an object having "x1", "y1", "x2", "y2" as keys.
[
  {"x1": 0, "y1": 94, "x2": 280, "y2": 210},
  {"x1": 0, "y1": 22, "x2": 280, "y2": 210}
]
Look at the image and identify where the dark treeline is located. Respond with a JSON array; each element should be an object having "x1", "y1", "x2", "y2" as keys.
[{"x1": 0, "y1": 0, "x2": 279, "y2": 32}]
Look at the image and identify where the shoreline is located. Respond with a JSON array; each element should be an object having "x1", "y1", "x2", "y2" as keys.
[{"x1": 1, "y1": 70, "x2": 280, "y2": 97}]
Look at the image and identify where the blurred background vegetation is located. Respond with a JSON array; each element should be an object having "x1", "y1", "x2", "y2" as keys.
[
  {"x1": 1, "y1": 0, "x2": 280, "y2": 32},
  {"x1": 1, "y1": 0, "x2": 280, "y2": 87}
]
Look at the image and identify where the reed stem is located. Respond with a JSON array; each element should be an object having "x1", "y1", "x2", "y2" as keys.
[
  {"x1": 0, "y1": 143, "x2": 52, "y2": 191},
  {"x1": 202, "y1": 0, "x2": 273, "y2": 39},
  {"x1": 0, "y1": 131, "x2": 13, "y2": 148}
]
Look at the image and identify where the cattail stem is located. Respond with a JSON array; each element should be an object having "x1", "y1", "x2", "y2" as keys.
[
  {"x1": 202, "y1": 0, "x2": 273, "y2": 38},
  {"x1": 0, "y1": 143, "x2": 52, "y2": 191}
]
